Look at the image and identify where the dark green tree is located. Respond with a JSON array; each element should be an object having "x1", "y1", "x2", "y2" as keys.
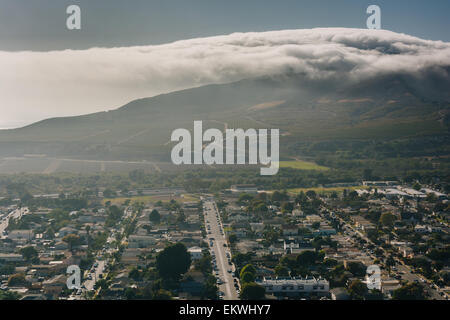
[
  {"x1": 156, "y1": 243, "x2": 191, "y2": 280},
  {"x1": 240, "y1": 282, "x2": 265, "y2": 300},
  {"x1": 149, "y1": 209, "x2": 161, "y2": 223}
]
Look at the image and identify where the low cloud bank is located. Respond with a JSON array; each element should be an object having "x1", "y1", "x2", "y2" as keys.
[{"x1": 0, "y1": 28, "x2": 449, "y2": 127}]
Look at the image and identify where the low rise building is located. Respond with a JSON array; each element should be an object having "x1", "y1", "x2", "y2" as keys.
[{"x1": 257, "y1": 276, "x2": 329, "y2": 297}]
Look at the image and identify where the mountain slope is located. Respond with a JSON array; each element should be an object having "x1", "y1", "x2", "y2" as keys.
[{"x1": 0, "y1": 72, "x2": 448, "y2": 162}]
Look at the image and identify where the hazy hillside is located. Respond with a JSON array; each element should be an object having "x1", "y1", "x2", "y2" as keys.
[{"x1": 0, "y1": 72, "x2": 448, "y2": 165}]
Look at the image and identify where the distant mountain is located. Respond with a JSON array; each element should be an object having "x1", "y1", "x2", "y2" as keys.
[{"x1": 0, "y1": 71, "x2": 448, "y2": 162}]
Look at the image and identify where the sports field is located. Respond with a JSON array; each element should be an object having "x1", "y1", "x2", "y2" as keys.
[{"x1": 279, "y1": 160, "x2": 329, "y2": 171}]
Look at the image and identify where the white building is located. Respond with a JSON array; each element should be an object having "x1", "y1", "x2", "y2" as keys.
[
  {"x1": 414, "y1": 225, "x2": 429, "y2": 234},
  {"x1": 8, "y1": 230, "x2": 34, "y2": 241},
  {"x1": 188, "y1": 247, "x2": 203, "y2": 261},
  {"x1": 397, "y1": 187, "x2": 426, "y2": 199},
  {"x1": 420, "y1": 188, "x2": 447, "y2": 200},
  {"x1": 0, "y1": 253, "x2": 24, "y2": 263},
  {"x1": 257, "y1": 276, "x2": 329, "y2": 296}
]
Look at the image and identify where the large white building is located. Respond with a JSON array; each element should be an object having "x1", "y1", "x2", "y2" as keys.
[
  {"x1": 188, "y1": 246, "x2": 203, "y2": 261},
  {"x1": 256, "y1": 276, "x2": 329, "y2": 296}
]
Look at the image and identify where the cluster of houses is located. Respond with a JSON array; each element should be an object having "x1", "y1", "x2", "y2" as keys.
[{"x1": 0, "y1": 206, "x2": 112, "y2": 299}]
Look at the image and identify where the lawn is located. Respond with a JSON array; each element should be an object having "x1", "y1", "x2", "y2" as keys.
[
  {"x1": 279, "y1": 160, "x2": 329, "y2": 171},
  {"x1": 102, "y1": 194, "x2": 199, "y2": 205}
]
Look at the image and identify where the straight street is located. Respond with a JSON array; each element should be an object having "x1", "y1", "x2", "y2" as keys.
[
  {"x1": 0, "y1": 207, "x2": 28, "y2": 234},
  {"x1": 203, "y1": 199, "x2": 239, "y2": 300}
]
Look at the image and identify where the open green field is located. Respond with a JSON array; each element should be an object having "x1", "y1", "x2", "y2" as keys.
[
  {"x1": 103, "y1": 194, "x2": 199, "y2": 205},
  {"x1": 279, "y1": 160, "x2": 329, "y2": 171}
]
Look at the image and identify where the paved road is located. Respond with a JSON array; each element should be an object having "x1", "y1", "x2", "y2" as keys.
[
  {"x1": 203, "y1": 200, "x2": 239, "y2": 300},
  {"x1": 0, "y1": 207, "x2": 28, "y2": 234},
  {"x1": 84, "y1": 260, "x2": 106, "y2": 291}
]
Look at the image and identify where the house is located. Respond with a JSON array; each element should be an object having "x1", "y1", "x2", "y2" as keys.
[
  {"x1": 121, "y1": 248, "x2": 144, "y2": 266},
  {"x1": 283, "y1": 239, "x2": 299, "y2": 253},
  {"x1": 400, "y1": 246, "x2": 414, "y2": 258},
  {"x1": 20, "y1": 294, "x2": 48, "y2": 300},
  {"x1": 0, "y1": 253, "x2": 24, "y2": 263},
  {"x1": 77, "y1": 214, "x2": 106, "y2": 224},
  {"x1": 42, "y1": 274, "x2": 67, "y2": 298},
  {"x1": 282, "y1": 225, "x2": 298, "y2": 236},
  {"x1": 291, "y1": 209, "x2": 304, "y2": 217},
  {"x1": 382, "y1": 279, "x2": 401, "y2": 298},
  {"x1": 313, "y1": 227, "x2": 337, "y2": 236},
  {"x1": 397, "y1": 187, "x2": 426, "y2": 199},
  {"x1": 57, "y1": 227, "x2": 78, "y2": 238},
  {"x1": 228, "y1": 214, "x2": 249, "y2": 222},
  {"x1": 53, "y1": 241, "x2": 69, "y2": 250},
  {"x1": 306, "y1": 215, "x2": 322, "y2": 223},
  {"x1": 414, "y1": 225, "x2": 429, "y2": 234},
  {"x1": 352, "y1": 216, "x2": 375, "y2": 232},
  {"x1": 330, "y1": 287, "x2": 350, "y2": 300},
  {"x1": 250, "y1": 223, "x2": 264, "y2": 234},
  {"x1": 188, "y1": 247, "x2": 203, "y2": 261},
  {"x1": 8, "y1": 230, "x2": 34, "y2": 241},
  {"x1": 420, "y1": 188, "x2": 447, "y2": 200},
  {"x1": 128, "y1": 235, "x2": 156, "y2": 248}
]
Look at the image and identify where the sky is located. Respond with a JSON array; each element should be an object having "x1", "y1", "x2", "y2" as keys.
[
  {"x1": 1, "y1": 0, "x2": 449, "y2": 51},
  {"x1": 0, "y1": 0, "x2": 449, "y2": 128}
]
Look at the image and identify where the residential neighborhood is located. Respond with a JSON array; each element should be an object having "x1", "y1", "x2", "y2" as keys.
[{"x1": 0, "y1": 181, "x2": 448, "y2": 300}]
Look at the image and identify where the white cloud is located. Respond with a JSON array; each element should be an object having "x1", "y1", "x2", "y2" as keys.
[{"x1": 0, "y1": 28, "x2": 449, "y2": 128}]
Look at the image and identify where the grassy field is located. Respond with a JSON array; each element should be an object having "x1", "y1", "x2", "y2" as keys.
[
  {"x1": 102, "y1": 194, "x2": 199, "y2": 205},
  {"x1": 279, "y1": 160, "x2": 329, "y2": 171}
]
